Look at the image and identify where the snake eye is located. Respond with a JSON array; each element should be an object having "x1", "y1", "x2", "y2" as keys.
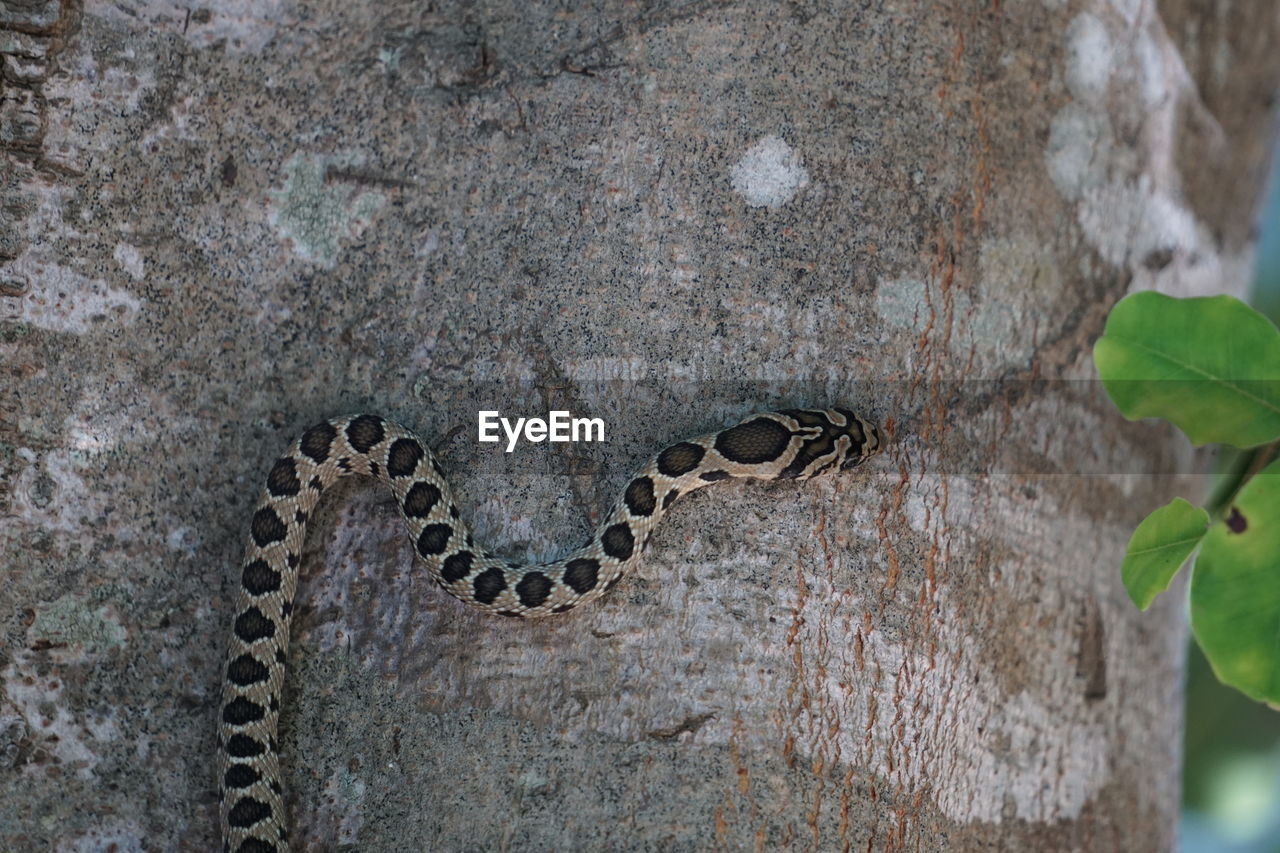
[{"x1": 839, "y1": 454, "x2": 867, "y2": 471}]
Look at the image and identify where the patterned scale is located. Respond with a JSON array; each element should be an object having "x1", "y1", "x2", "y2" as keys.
[{"x1": 218, "y1": 407, "x2": 883, "y2": 852}]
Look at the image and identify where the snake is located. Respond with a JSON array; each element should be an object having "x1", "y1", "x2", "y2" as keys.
[{"x1": 218, "y1": 407, "x2": 883, "y2": 852}]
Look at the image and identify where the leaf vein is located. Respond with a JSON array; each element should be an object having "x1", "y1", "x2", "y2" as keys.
[{"x1": 1113, "y1": 337, "x2": 1280, "y2": 416}]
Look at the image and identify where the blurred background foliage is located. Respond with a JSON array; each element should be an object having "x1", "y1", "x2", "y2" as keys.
[{"x1": 1180, "y1": 157, "x2": 1280, "y2": 853}]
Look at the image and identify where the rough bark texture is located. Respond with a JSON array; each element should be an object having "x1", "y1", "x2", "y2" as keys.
[{"x1": 3, "y1": 1, "x2": 1278, "y2": 850}]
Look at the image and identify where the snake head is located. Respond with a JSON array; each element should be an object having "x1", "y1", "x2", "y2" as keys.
[
  {"x1": 834, "y1": 408, "x2": 883, "y2": 471},
  {"x1": 775, "y1": 408, "x2": 884, "y2": 480}
]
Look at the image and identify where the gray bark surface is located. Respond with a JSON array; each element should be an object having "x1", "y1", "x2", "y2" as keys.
[{"x1": 2, "y1": 1, "x2": 1278, "y2": 850}]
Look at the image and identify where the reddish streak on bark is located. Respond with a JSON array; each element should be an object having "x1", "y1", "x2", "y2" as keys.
[
  {"x1": 972, "y1": 97, "x2": 992, "y2": 235},
  {"x1": 876, "y1": 460, "x2": 905, "y2": 593}
]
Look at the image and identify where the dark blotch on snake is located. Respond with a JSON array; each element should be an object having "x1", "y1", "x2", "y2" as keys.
[
  {"x1": 781, "y1": 408, "x2": 829, "y2": 428},
  {"x1": 238, "y1": 837, "x2": 276, "y2": 853},
  {"x1": 657, "y1": 442, "x2": 705, "y2": 476},
  {"x1": 402, "y1": 481, "x2": 441, "y2": 518},
  {"x1": 294, "y1": 510, "x2": 307, "y2": 524},
  {"x1": 227, "y1": 796, "x2": 273, "y2": 828},
  {"x1": 227, "y1": 653, "x2": 270, "y2": 686},
  {"x1": 416, "y1": 523, "x2": 453, "y2": 556},
  {"x1": 223, "y1": 763, "x2": 259, "y2": 789},
  {"x1": 346, "y1": 414, "x2": 385, "y2": 453},
  {"x1": 441, "y1": 550, "x2": 474, "y2": 582},
  {"x1": 265, "y1": 457, "x2": 300, "y2": 497},
  {"x1": 563, "y1": 557, "x2": 600, "y2": 593},
  {"x1": 839, "y1": 420, "x2": 868, "y2": 448},
  {"x1": 714, "y1": 417, "x2": 792, "y2": 464},
  {"x1": 226, "y1": 734, "x2": 266, "y2": 757},
  {"x1": 624, "y1": 476, "x2": 657, "y2": 517},
  {"x1": 299, "y1": 421, "x2": 337, "y2": 463},
  {"x1": 601, "y1": 523, "x2": 635, "y2": 560},
  {"x1": 516, "y1": 572, "x2": 553, "y2": 607},
  {"x1": 241, "y1": 560, "x2": 281, "y2": 595},
  {"x1": 308, "y1": 475, "x2": 323, "y2": 491},
  {"x1": 386, "y1": 438, "x2": 424, "y2": 477},
  {"x1": 662, "y1": 488, "x2": 680, "y2": 509},
  {"x1": 833, "y1": 407, "x2": 859, "y2": 427},
  {"x1": 472, "y1": 566, "x2": 507, "y2": 604},
  {"x1": 250, "y1": 507, "x2": 287, "y2": 547},
  {"x1": 777, "y1": 435, "x2": 834, "y2": 480},
  {"x1": 223, "y1": 697, "x2": 266, "y2": 725},
  {"x1": 699, "y1": 470, "x2": 732, "y2": 482}
]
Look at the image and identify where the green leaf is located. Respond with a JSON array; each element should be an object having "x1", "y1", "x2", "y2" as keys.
[
  {"x1": 1121, "y1": 497, "x2": 1209, "y2": 610},
  {"x1": 1094, "y1": 292, "x2": 1280, "y2": 448},
  {"x1": 1191, "y1": 459, "x2": 1280, "y2": 705}
]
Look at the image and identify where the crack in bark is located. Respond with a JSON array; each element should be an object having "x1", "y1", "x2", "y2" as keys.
[{"x1": 646, "y1": 711, "x2": 715, "y2": 740}]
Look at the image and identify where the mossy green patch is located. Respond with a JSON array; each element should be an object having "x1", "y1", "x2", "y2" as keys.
[{"x1": 269, "y1": 153, "x2": 386, "y2": 268}]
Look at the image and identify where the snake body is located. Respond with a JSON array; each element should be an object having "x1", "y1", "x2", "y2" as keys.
[{"x1": 218, "y1": 408, "x2": 883, "y2": 852}]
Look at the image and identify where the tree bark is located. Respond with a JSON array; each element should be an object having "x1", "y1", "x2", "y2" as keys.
[{"x1": 2, "y1": 1, "x2": 1278, "y2": 850}]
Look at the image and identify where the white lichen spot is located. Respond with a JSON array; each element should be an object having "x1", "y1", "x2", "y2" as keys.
[
  {"x1": 376, "y1": 46, "x2": 404, "y2": 71},
  {"x1": 1064, "y1": 14, "x2": 1114, "y2": 105},
  {"x1": 137, "y1": 94, "x2": 202, "y2": 150},
  {"x1": 879, "y1": 477, "x2": 1130, "y2": 823},
  {"x1": 112, "y1": 243, "x2": 145, "y2": 280},
  {"x1": 415, "y1": 228, "x2": 440, "y2": 257},
  {"x1": 5, "y1": 253, "x2": 140, "y2": 334},
  {"x1": 1211, "y1": 31, "x2": 1233, "y2": 90},
  {"x1": 3, "y1": 665, "x2": 101, "y2": 778},
  {"x1": 1133, "y1": 31, "x2": 1168, "y2": 108},
  {"x1": 269, "y1": 153, "x2": 386, "y2": 268},
  {"x1": 31, "y1": 595, "x2": 128, "y2": 655},
  {"x1": 875, "y1": 277, "x2": 927, "y2": 331},
  {"x1": 166, "y1": 525, "x2": 201, "y2": 554},
  {"x1": 730, "y1": 135, "x2": 809, "y2": 209},
  {"x1": 880, "y1": 234, "x2": 1060, "y2": 374},
  {"x1": 4, "y1": 599, "x2": 126, "y2": 783},
  {"x1": 1044, "y1": 11, "x2": 1248, "y2": 300},
  {"x1": 11, "y1": 450, "x2": 104, "y2": 533},
  {"x1": 1109, "y1": 0, "x2": 1143, "y2": 25},
  {"x1": 874, "y1": 276, "x2": 957, "y2": 375},
  {"x1": 311, "y1": 766, "x2": 367, "y2": 845}
]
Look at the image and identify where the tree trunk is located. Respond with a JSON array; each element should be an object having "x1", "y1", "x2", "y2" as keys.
[{"x1": 3, "y1": 1, "x2": 1277, "y2": 850}]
